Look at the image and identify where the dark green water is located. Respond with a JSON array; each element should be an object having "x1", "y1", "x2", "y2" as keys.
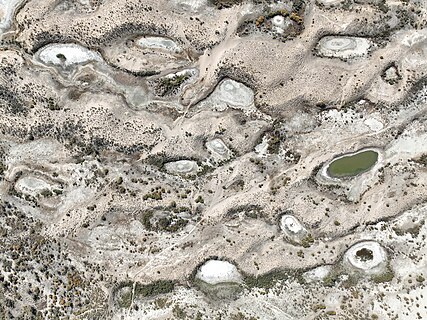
[{"x1": 327, "y1": 150, "x2": 378, "y2": 178}]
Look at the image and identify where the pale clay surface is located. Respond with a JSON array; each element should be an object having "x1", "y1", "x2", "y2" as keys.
[
  {"x1": 317, "y1": 36, "x2": 372, "y2": 59},
  {"x1": 344, "y1": 241, "x2": 387, "y2": 273},
  {"x1": 1, "y1": 0, "x2": 427, "y2": 319},
  {"x1": 36, "y1": 43, "x2": 101, "y2": 67},
  {"x1": 196, "y1": 260, "x2": 242, "y2": 285},
  {"x1": 280, "y1": 215, "x2": 304, "y2": 234}
]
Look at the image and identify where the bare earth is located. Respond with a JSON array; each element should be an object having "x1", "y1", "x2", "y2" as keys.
[{"x1": 0, "y1": 0, "x2": 427, "y2": 319}]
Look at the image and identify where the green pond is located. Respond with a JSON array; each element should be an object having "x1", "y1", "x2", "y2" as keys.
[{"x1": 327, "y1": 150, "x2": 378, "y2": 178}]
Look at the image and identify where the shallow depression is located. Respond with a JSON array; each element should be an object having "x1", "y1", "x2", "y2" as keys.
[
  {"x1": 326, "y1": 149, "x2": 379, "y2": 178},
  {"x1": 136, "y1": 36, "x2": 181, "y2": 53},
  {"x1": 195, "y1": 260, "x2": 242, "y2": 285},
  {"x1": 344, "y1": 241, "x2": 387, "y2": 272},
  {"x1": 164, "y1": 160, "x2": 199, "y2": 175},
  {"x1": 317, "y1": 36, "x2": 372, "y2": 59},
  {"x1": 211, "y1": 79, "x2": 254, "y2": 109},
  {"x1": 36, "y1": 43, "x2": 101, "y2": 68},
  {"x1": 280, "y1": 215, "x2": 304, "y2": 234},
  {"x1": 15, "y1": 176, "x2": 54, "y2": 197},
  {"x1": 206, "y1": 138, "x2": 231, "y2": 158}
]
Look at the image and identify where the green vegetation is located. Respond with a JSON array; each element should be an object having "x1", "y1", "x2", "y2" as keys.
[
  {"x1": 249, "y1": 157, "x2": 266, "y2": 172},
  {"x1": 143, "y1": 186, "x2": 167, "y2": 200},
  {"x1": 141, "y1": 210, "x2": 153, "y2": 229},
  {"x1": 143, "y1": 191, "x2": 163, "y2": 200},
  {"x1": 157, "y1": 216, "x2": 188, "y2": 232},
  {"x1": 56, "y1": 53, "x2": 66, "y2": 63},
  {"x1": 170, "y1": 205, "x2": 192, "y2": 214},
  {"x1": 300, "y1": 234, "x2": 315, "y2": 248},
  {"x1": 172, "y1": 305, "x2": 187, "y2": 319},
  {"x1": 356, "y1": 248, "x2": 374, "y2": 262},
  {"x1": 371, "y1": 267, "x2": 394, "y2": 284},
  {"x1": 115, "y1": 280, "x2": 176, "y2": 308},
  {"x1": 226, "y1": 204, "x2": 263, "y2": 219},
  {"x1": 53, "y1": 189, "x2": 63, "y2": 195},
  {"x1": 46, "y1": 97, "x2": 61, "y2": 111},
  {"x1": 209, "y1": 0, "x2": 244, "y2": 9},
  {"x1": 289, "y1": 12, "x2": 303, "y2": 24},
  {"x1": 158, "y1": 73, "x2": 191, "y2": 96},
  {"x1": 267, "y1": 135, "x2": 281, "y2": 154},
  {"x1": 255, "y1": 16, "x2": 265, "y2": 27},
  {"x1": 244, "y1": 270, "x2": 291, "y2": 290},
  {"x1": 321, "y1": 262, "x2": 394, "y2": 287},
  {"x1": 154, "y1": 298, "x2": 169, "y2": 309},
  {"x1": 327, "y1": 150, "x2": 378, "y2": 178},
  {"x1": 312, "y1": 304, "x2": 326, "y2": 311},
  {"x1": 414, "y1": 154, "x2": 427, "y2": 166},
  {"x1": 195, "y1": 195, "x2": 204, "y2": 204},
  {"x1": 140, "y1": 209, "x2": 189, "y2": 232},
  {"x1": 134, "y1": 70, "x2": 160, "y2": 77},
  {"x1": 292, "y1": 0, "x2": 306, "y2": 12},
  {"x1": 416, "y1": 275, "x2": 425, "y2": 283},
  {"x1": 0, "y1": 161, "x2": 5, "y2": 177},
  {"x1": 194, "y1": 279, "x2": 242, "y2": 300},
  {"x1": 115, "y1": 288, "x2": 133, "y2": 308},
  {"x1": 230, "y1": 312, "x2": 257, "y2": 320},
  {"x1": 266, "y1": 9, "x2": 289, "y2": 19},
  {"x1": 40, "y1": 189, "x2": 53, "y2": 197},
  {"x1": 256, "y1": 8, "x2": 303, "y2": 28}
]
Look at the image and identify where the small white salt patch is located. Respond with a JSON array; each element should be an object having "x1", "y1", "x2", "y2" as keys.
[
  {"x1": 37, "y1": 43, "x2": 101, "y2": 68},
  {"x1": 344, "y1": 241, "x2": 387, "y2": 271},
  {"x1": 281, "y1": 215, "x2": 303, "y2": 234},
  {"x1": 196, "y1": 260, "x2": 242, "y2": 285},
  {"x1": 364, "y1": 118, "x2": 384, "y2": 132}
]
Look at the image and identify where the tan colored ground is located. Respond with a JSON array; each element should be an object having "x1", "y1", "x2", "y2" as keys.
[{"x1": 0, "y1": 0, "x2": 427, "y2": 319}]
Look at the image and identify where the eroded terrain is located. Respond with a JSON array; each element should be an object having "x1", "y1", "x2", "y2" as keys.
[{"x1": 0, "y1": 0, "x2": 427, "y2": 319}]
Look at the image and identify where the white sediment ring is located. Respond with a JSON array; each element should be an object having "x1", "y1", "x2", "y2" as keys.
[
  {"x1": 280, "y1": 215, "x2": 304, "y2": 234},
  {"x1": 317, "y1": 0, "x2": 345, "y2": 5},
  {"x1": 36, "y1": 43, "x2": 101, "y2": 68},
  {"x1": 165, "y1": 160, "x2": 198, "y2": 174},
  {"x1": 272, "y1": 15, "x2": 285, "y2": 28},
  {"x1": 317, "y1": 36, "x2": 372, "y2": 59},
  {"x1": 319, "y1": 147, "x2": 383, "y2": 182},
  {"x1": 195, "y1": 260, "x2": 242, "y2": 285},
  {"x1": 215, "y1": 79, "x2": 254, "y2": 108},
  {"x1": 344, "y1": 241, "x2": 387, "y2": 271},
  {"x1": 15, "y1": 175, "x2": 54, "y2": 197},
  {"x1": 137, "y1": 36, "x2": 181, "y2": 53},
  {"x1": 323, "y1": 38, "x2": 355, "y2": 51},
  {"x1": 206, "y1": 138, "x2": 229, "y2": 156}
]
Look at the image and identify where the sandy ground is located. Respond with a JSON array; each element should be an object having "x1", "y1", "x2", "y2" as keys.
[{"x1": 0, "y1": 0, "x2": 426, "y2": 319}]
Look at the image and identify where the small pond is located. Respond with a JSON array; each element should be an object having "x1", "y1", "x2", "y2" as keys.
[{"x1": 327, "y1": 150, "x2": 378, "y2": 178}]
